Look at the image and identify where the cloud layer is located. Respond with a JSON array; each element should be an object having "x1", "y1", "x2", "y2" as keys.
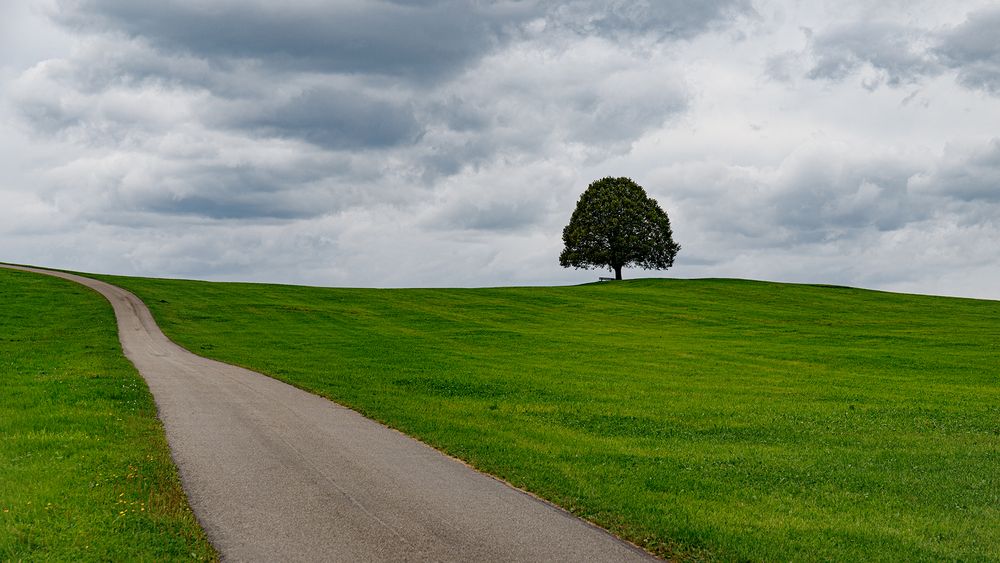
[
  {"x1": 805, "y1": 5, "x2": 1000, "y2": 95},
  {"x1": 1, "y1": 0, "x2": 999, "y2": 298}
]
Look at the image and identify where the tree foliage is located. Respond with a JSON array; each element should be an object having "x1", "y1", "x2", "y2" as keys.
[{"x1": 559, "y1": 177, "x2": 680, "y2": 280}]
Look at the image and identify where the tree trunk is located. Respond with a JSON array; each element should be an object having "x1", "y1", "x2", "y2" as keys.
[{"x1": 614, "y1": 265, "x2": 622, "y2": 280}]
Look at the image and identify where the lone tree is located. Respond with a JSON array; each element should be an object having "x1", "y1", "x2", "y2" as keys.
[{"x1": 559, "y1": 177, "x2": 680, "y2": 280}]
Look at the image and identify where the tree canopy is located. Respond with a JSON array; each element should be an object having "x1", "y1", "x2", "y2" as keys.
[{"x1": 559, "y1": 177, "x2": 680, "y2": 280}]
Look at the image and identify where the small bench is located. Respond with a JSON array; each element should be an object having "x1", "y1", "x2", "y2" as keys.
[{"x1": 598, "y1": 277, "x2": 616, "y2": 282}]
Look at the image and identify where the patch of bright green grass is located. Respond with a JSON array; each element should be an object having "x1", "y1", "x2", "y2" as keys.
[
  {"x1": 96, "y1": 274, "x2": 1000, "y2": 561},
  {"x1": 0, "y1": 269, "x2": 215, "y2": 560}
]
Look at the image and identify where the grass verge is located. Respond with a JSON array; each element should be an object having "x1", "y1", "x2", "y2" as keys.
[
  {"x1": 96, "y1": 274, "x2": 1000, "y2": 561},
  {"x1": 0, "y1": 268, "x2": 215, "y2": 560}
]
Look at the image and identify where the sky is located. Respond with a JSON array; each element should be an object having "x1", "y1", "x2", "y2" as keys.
[{"x1": 1, "y1": 1, "x2": 999, "y2": 298}]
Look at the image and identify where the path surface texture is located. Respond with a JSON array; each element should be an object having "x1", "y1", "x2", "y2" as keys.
[{"x1": 4, "y1": 265, "x2": 654, "y2": 562}]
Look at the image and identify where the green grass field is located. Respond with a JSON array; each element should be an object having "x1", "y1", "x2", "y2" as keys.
[
  {"x1": 0, "y1": 268, "x2": 216, "y2": 560},
  {"x1": 91, "y1": 275, "x2": 1000, "y2": 560}
]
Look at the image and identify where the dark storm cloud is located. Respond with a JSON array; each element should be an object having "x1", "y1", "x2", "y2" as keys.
[
  {"x1": 550, "y1": 0, "x2": 753, "y2": 40},
  {"x1": 768, "y1": 155, "x2": 926, "y2": 236},
  {"x1": 910, "y1": 139, "x2": 1000, "y2": 203},
  {"x1": 129, "y1": 163, "x2": 331, "y2": 220},
  {"x1": 415, "y1": 64, "x2": 689, "y2": 182},
  {"x1": 805, "y1": 22, "x2": 938, "y2": 87},
  {"x1": 52, "y1": 0, "x2": 534, "y2": 81},
  {"x1": 53, "y1": 0, "x2": 753, "y2": 80},
  {"x1": 661, "y1": 145, "x2": 938, "y2": 254},
  {"x1": 936, "y1": 7, "x2": 1000, "y2": 95},
  {"x1": 73, "y1": 43, "x2": 252, "y2": 98},
  {"x1": 29, "y1": 0, "x2": 738, "y2": 170},
  {"x1": 149, "y1": 194, "x2": 307, "y2": 220},
  {"x1": 218, "y1": 87, "x2": 423, "y2": 150},
  {"x1": 16, "y1": 96, "x2": 81, "y2": 135},
  {"x1": 805, "y1": 7, "x2": 1000, "y2": 96},
  {"x1": 56, "y1": 152, "x2": 365, "y2": 223}
]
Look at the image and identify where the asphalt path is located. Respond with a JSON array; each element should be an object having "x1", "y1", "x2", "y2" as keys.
[{"x1": 4, "y1": 264, "x2": 656, "y2": 562}]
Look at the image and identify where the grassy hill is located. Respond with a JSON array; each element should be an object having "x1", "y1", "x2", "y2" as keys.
[
  {"x1": 95, "y1": 274, "x2": 1000, "y2": 561},
  {"x1": 0, "y1": 268, "x2": 215, "y2": 560}
]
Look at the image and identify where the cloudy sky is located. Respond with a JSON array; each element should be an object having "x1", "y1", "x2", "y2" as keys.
[{"x1": 2, "y1": 1, "x2": 999, "y2": 297}]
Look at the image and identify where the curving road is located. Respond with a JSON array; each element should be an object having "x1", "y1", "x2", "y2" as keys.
[{"x1": 3, "y1": 264, "x2": 655, "y2": 562}]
